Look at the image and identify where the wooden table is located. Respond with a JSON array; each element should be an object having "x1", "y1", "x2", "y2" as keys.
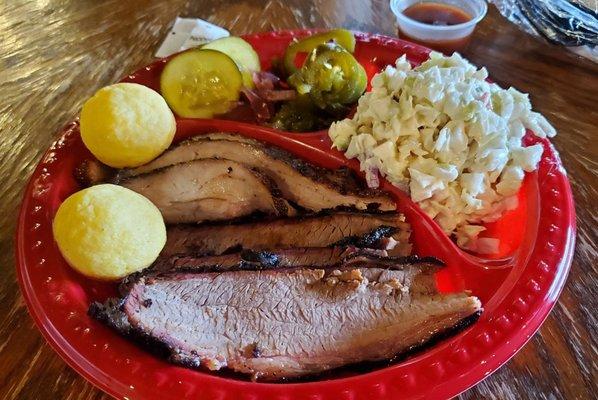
[{"x1": 0, "y1": 1, "x2": 596, "y2": 399}]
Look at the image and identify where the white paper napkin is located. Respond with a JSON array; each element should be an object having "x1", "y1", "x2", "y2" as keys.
[{"x1": 155, "y1": 17, "x2": 229, "y2": 58}]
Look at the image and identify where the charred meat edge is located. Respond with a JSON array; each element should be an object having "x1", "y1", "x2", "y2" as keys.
[
  {"x1": 162, "y1": 211, "x2": 411, "y2": 257},
  {"x1": 120, "y1": 249, "x2": 443, "y2": 293}
]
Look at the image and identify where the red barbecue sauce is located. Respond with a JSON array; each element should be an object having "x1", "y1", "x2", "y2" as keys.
[{"x1": 398, "y1": 2, "x2": 473, "y2": 53}]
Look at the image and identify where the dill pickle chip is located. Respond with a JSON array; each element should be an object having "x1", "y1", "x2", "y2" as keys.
[
  {"x1": 202, "y1": 37, "x2": 260, "y2": 88},
  {"x1": 160, "y1": 49, "x2": 243, "y2": 118}
]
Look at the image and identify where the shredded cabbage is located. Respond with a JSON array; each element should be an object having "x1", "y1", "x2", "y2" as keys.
[{"x1": 329, "y1": 52, "x2": 556, "y2": 251}]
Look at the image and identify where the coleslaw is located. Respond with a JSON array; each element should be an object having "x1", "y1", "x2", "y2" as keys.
[{"x1": 329, "y1": 52, "x2": 556, "y2": 252}]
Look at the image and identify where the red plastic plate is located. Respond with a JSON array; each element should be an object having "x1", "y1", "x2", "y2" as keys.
[{"x1": 16, "y1": 31, "x2": 575, "y2": 400}]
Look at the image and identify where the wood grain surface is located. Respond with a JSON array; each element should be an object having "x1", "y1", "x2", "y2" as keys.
[{"x1": 0, "y1": 1, "x2": 596, "y2": 399}]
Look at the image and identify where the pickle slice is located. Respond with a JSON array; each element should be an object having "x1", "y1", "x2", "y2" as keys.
[
  {"x1": 160, "y1": 49, "x2": 243, "y2": 118},
  {"x1": 202, "y1": 37, "x2": 261, "y2": 88}
]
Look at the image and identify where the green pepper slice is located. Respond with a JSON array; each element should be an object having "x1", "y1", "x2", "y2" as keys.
[
  {"x1": 283, "y1": 29, "x2": 356, "y2": 75},
  {"x1": 287, "y1": 43, "x2": 367, "y2": 110},
  {"x1": 271, "y1": 96, "x2": 319, "y2": 132},
  {"x1": 271, "y1": 95, "x2": 340, "y2": 132}
]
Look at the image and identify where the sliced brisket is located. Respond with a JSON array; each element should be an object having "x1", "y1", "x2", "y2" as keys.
[
  {"x1": 130, "y1": 248, "x2": 436, "y2": 282},
  {"x1": 119, "y1": 159, "x2": 295, "y2": 224},
  {"x1": 118, "y1": 133, "x2": 395, "y2": 212},
  {"x1": 91, "y1": 258, "x2": 481, "y2": 380},
  {"x1": 163, "y1": 212, "x2": 411, "y2": 256}
]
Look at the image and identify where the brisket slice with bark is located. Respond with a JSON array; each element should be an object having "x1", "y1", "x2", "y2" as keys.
[
  {"x1": 117, "y1": 133, "x2": 395, "y2": 212},
  {"x1": 90, "y1": 255, "x2": 482, "y2": 381},
  {"x1": 121, "y1": 248, "x2": 430, "y2": 293},
  {"x1": 163, "y1": 212, "x2": 411, "y2": 256}
]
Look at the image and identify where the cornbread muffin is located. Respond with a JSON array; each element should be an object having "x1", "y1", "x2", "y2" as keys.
[
  {"x1": 80, "y1": 83, "x2": 176, "y2": 168},
  {"x1": 52, "y1": 184, "x2": 166, "y2": 280}
]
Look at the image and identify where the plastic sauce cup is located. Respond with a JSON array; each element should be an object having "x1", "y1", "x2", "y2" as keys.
[{"x1": 390, "y1": 0, "x2": 487, "y2": 54}]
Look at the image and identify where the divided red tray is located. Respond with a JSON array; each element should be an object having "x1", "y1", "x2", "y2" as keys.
[{"x1": 16, "y1": 31, "x2": 575, "y2": 400}]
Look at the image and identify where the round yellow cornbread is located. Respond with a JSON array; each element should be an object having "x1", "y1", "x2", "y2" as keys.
[
  {"x1": 52, "y1": 184, "x2": 166, "y2": 280},
  {"x1": 80, "y1": 83, "x2": 176, "y2": 168}
]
